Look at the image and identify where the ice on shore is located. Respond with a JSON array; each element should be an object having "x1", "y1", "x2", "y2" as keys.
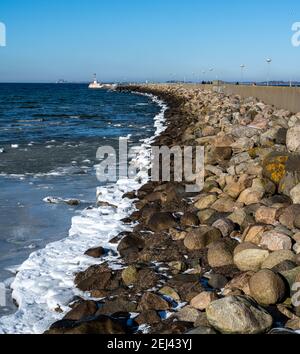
[{"x1": 0, "y1": 94, "x2": 167, "y2": 334}]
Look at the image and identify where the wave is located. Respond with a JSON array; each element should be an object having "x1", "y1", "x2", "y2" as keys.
[{"x1": 0, "y1": 93, "x2": 167, "y2": 334}]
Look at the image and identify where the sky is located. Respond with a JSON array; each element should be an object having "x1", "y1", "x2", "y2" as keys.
[{"x1": 0, "y1": 0, "x2": 299, "y2": 83}]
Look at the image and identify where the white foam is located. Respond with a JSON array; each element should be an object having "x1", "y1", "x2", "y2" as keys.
[{"x1": 0, "y1": 93, "x2": 167, "y2": 334}]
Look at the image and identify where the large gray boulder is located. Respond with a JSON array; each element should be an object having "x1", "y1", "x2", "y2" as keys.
[{"x1": 206, "y1": 296, "x2": 273, "y2": 334}]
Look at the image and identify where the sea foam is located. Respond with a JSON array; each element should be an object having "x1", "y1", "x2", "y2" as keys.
[{"x1": 0, "y1": 93, "x2": 167, "y2": 334}]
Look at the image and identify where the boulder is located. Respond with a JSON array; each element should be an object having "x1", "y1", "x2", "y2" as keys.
[
  {"x1": 121, "y1": 266, "x2": 138, "y2": 286},
  {"x1": 181, "y1": 213, "x2": 200, "y2": 226},
  {"x1": 287, "y1": 126, "x2": 300, "y2": 152},
  {"x1": 207, "y1": 241, "x2": 234, "y2": 268},
  {"x1": 260, "y1": 231, "x2": 292, "y2": 251},
  {"x1": 255, "y1": 207, "x2": 278, "y2": 225},
  {"x1": 249, "y1": 270, "x2": 286, "y2": 305},
  {"x1": 185, "y1": 326, "x2": 217, "y2": 335},
  {"x1": 290, "y1": 184, "x2": 300, "y2": 204},
  {"x1": 212, "y1": 218, "x2": 235, "y2": 237},
  {"x1": 262, "y1": 250, "x2": 297, "y2": 269},
  {"x1": 190, "y1": 292, "x2": 218, "y2": 311},
  {"x1": 206, "y1": 296, "x2": 273, "y2": 334},
  {"x1": 243, "y1": 225, "x2": 268, "y2": 245},
  {"x1": 159, "y1": 286, "x2": 181, "y2": 302},
  {"x1": 135, "y1": 310, "x2": 161, "y2": 326},
  {"x1": 47, "y1": 316, "x2": 128, "y2": 334},
  {"x1": 84, "y1": 247, "x2": 105, "y2": 258},
  {"x1": 184, "y1": 226, "x2": 221, "y2": 250},
  {"x1": 138, "y1": 293, "x2": 170, "y2": 311},
  {"x1": 279, "y1": 205, "x2": 300, "y2": 230},
  {"x1": 224, "y1": 271, "x2": 254, "y2": 296},
  {"x1": 147, "y1": 212, "x2": 177, "y2": 232},
  {"x1": 176, "y1": 306, "x2": 201, "y2": 323},
  {"x1": 211, "y1": 197, "x2": 237, "y2": 213},
  {"x1": 64, "y1": 301, "x2": 98, "y2": 321},
  {"x1": 234, "y1": 248, "x2": 269, "y2": 271},
  {"x1": 194, "y1": 194, "x2": 217, "y2": 210}
]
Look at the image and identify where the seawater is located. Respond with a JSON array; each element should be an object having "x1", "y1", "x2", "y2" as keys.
[{"x1": 0, "y1": 84, "x2": 162, "y2": 322}]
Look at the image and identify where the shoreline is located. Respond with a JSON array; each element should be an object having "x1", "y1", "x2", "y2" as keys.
[
  {"x1": 3, "y1": 84, "x2": 300, "y2": 334},
  {"x1": 0, "y1": 91, "x2": 167, "y2": 334},
  {"x1": 46, "y1": 84, "x2": 300, "y2": 334}
]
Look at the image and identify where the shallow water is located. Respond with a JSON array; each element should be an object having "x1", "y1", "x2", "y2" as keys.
[{"x1": 0, "y1": 84, "x2": 160, "y2": 317}]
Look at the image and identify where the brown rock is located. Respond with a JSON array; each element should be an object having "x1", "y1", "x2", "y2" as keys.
[
  {"x1": 190, "y1": 292, "x2": 218, "y2": 311},
  {"x1": 135, "y1": 310, "x2": 161, "y2": 325},
  {"x1": 211, "y1": 197, "x2": 237, "y2": 213},
  {"x1": 147, "y1": 212, "x2": 177, "y2": 232},
  {"x1": 234, "y1": 248, "x2": 269, "y2": 271},
  {"x1": 255, "y1": 207, "x2": 278, "y2": 225},
  {"x1": 184, "y1": 226, "x2": 221, "y2": 250},
  {"x1": 84, "y1": 247, "x2": 105, "y2": 258},
  {"x1": 181, "y1": 213, "x2": 200, "y2": 226},
  {"x1": 207, "y1": 241, "x2": 234, "y2": 268},
  {"x1": 249, "y1": 270, "x2": 286, "y2": 305},
  {"x1": 138, "y1": 293, "x2": 170, "y2": 311},
  {"x1": 64, "y1": 301, "x2": 98, "y2": 321},
  {"x1": 260, "y1": 231, "x2": 292, "y2": 251}
]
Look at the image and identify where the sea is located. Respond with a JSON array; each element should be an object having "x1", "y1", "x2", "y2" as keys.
[{"x1": 0, "y1": 83, "x2": 166, "y2": 333}]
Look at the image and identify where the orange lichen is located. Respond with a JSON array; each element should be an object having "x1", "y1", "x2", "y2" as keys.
[{"x1": 263, "y1": 155, "x2": 288, "y2": 184}]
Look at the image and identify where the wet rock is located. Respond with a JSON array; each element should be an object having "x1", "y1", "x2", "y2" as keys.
[
  {"x1": 166, "y1": 274, "x2": 203, "y2": 302},
  {"x1": 75, "y1": 264, "x2": 117, "y2": 292},
  {"x1": 190, "y1": 292, "x2": 218, "y2": 311},
  {"x1": 138, "y1": 293, "x2": 170, "y2": 311},
  {"x1": 117, "y1": 233, "x2": 145, "y2": 262},
  {"x1": 249, "y1": 270, "x2": 286, "y2": 305},
  {"x1": 135, "y1": 310, "x2": 161, "y2": 326},
  {"x1": 96, "y1": 297, "x2": 137, "y2": 315},
  {"x1": 84, "y1": 247, "x2": 105, "y2": 258},
  {"x1": 147, "y1": 212, "x2": 177, "y2": 232},
  {"x1": 184, "y1": 226, "x2": 221, "y2": 250},
  {"x1": 46, "y1": 316, "x2": 128, "y2": 334},
  {"x1": 121, "y1": 266, "x2": 138, "y2": 286},
  {"x1": 64, "y1": 301, "x2": 98, "y2": 321},
  {"x1": 206, "y1": 296, "x2": 273, "y2": 334},
  {"x1": 159, "y1": 286, "x2": 181, "y2": 302},
  {"x1": 135, "y1": 268, "x2": 160, "y2": 291}
]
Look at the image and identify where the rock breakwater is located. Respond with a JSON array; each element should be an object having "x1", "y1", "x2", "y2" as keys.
[{"x1": 47, "y1": 84, "x2": 300, "y2": 335}]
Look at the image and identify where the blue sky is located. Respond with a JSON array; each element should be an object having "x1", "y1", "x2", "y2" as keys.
[{"x1": 0, "y1": 0, "x2": 299, "y2": 82}]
